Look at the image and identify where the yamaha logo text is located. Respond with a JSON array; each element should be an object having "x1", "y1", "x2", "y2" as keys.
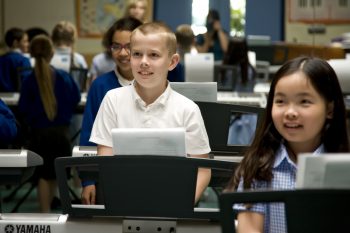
[{"x1": 4, "y1": 224, "x2": 51, "y2": 233}]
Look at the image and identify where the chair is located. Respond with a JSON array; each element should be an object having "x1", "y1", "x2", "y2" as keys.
[
  {"x1": 214, "y1": 64, "x2": 240, "y2": 91},
  {"x1": 70, "y1": 67, "x2": 89, "y2": 92},
  {"x1": 219, "y1": 189, "x2": 350, "y2": 233},
  {"x1": 255, "y1": 60, "x2": 270, "y2": 82}
]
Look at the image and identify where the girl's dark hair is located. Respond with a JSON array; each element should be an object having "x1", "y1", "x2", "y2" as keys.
[
  {"x1": 226, "y1": 56, "x2": 349, "y2": 191},
  {"x1": 102, "y1": 17, "x2": 143, "y2": 57},
  {"x1": 208, "y1": 9, "x2": 220, "y2": 21},
  {"x1": 5, "y1": 28, "x2": 26, "y2": 47},
  {"x1": 222, "y1": 37, "x2": 256, "y2": 84}
]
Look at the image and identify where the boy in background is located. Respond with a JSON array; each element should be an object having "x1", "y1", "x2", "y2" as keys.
[{"x1": 0, "y1": 27, "x2": 31, "y2": 92}]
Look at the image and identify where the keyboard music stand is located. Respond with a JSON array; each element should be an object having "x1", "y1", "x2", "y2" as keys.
[
  {"x1": 219, "y1": 189, "x2": 350, "y2": 233},
  {"x1": 55, "y1": 155, "x2": 237, "y2": 220}
]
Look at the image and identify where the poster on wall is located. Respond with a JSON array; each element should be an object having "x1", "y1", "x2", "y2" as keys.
[
  {"x1": 288, "y1": 0, "x2": 350, "y2": 24},
  {"x1": 76, "y1": 0, "x2": 153, "y2": 38}
]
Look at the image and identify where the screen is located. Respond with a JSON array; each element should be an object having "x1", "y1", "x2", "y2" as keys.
[
  {"x1": 111, "y1": 128, "x2": 187, "y2": 157},
  {"x1": 327, "y1": 59, "x2": 350, "y2": 95},
  {"x1": 184, "y1": 53, "x2": 214, "y2": 82},
  {"x1": 296, "y1": 153, "x2": 350, "y2": 189}
]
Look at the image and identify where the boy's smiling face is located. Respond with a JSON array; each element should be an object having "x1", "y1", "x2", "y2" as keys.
[{"x1": 130, "y1": 31, "x2": 178, "y2": 90}]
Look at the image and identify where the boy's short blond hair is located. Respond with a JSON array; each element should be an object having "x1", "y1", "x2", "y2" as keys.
[{"x1": 131, "y1": 22, "x2": 177, "y2": 56}]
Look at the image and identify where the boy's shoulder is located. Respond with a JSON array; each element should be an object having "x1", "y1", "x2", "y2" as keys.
[{"x1": 106, "y1": 84, "x2": 132, "y2": 97}]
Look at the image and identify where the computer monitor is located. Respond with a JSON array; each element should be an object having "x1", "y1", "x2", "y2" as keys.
[
  {"x1": 296, "y1": 153, "x2": 350, "y2": 189},
  {"x1": 169, "y1": 82, "x2": 217, "y2": 102},
  {"x1": 196, "y1": 101, "x2": 264, "y2": 155},
  {"x1": 184, "y1": 53, "x2": 214, "y2": 82},
  {"x1": 327, "y1": 59, "x2": 350, "y2": 95},
  {"x1": 111, "y1": 128, "x2": 187, "y2": 157}
]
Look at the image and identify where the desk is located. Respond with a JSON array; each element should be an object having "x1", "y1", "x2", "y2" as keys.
[
  {"x1": 3, "y1": 92, "x2": 265, "y2": 108},
  {"x1": 0, "y1": 92, "x2": 87, "y2": 113}
]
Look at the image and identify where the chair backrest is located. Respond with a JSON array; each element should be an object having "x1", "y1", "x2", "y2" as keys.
[
  {"x1": 70, "y1": 67, "x2": 89, "y2": 92},
  {"x1": 219, "y1": 189, "x2": 350, "y2": 233},
  {"x1": 214, "y1": 64, "x2": 240, "y2": 91},
  {"x1": 196, "y1": 101, "x2": 264, "y2": 155}
]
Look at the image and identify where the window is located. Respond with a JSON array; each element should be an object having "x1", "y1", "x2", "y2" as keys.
[
  {"x1": 230, "y1": 0, "x2": 246, "y2": 36},
  {"x1": 191, "y1": 0, "x2": 209, "y2": 36}
]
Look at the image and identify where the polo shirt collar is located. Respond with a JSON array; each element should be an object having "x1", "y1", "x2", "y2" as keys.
[
  {"x1": 132, "y1": 81, "x2": 171, "y2": 108},
  {"x1": 115, "y1": 68, "x2": 133, "y2": 87},
  {"x1": 273, "y1": 143, "x2": 325, "y2": 169}
]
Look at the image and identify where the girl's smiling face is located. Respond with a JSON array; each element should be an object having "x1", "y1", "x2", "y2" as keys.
[{"x1": 272, "y1": 71, "x2": 334, "y2": 153}]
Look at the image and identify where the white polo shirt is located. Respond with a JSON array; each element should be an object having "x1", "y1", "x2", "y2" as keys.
[{"x1": 90, "y1": 83, "x2": 211, "y2": 155}]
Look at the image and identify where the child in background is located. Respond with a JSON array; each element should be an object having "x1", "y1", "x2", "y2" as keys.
[
  {"x1": 82, "y1": 22, "x2": 211, "y2": 205},
  {"x1": 80, "y1": 17, "x2": 143, "y2": 146},
  {"x1": 226, "y1": 56, "x2": 349, "y2": 233},
  {"x1": 196, "y1": 9, "x2": 229, "y2": 61},
  {"x1": 175, "y1": 24, "x2": 198, "y2": 64},
  {"x1": 18, "y1": 35, "x2": 81, "y2": 213},
  {"x1": 0, "y1": 27, "x2": 31, "y2": 91},
  {"x1": 124, "y1": 0, "x2": 149, "y2": 23},
  {"x1": 50, "y1": 21, "x2": 88, "y2": 72}
]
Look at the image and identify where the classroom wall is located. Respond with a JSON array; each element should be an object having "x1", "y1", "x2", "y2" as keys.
[
  {"x1": 153, "y1": 0, "x2": 192, "y2": 31},
  {"x1": 284, "y1": 0, "x2": 350, "y2": 45},
  {"x1": 1, "y1": 0, "x2": 348, "y2": 56},
  {"x1": 0, "y1": 0, "x2": 101, "y2": 55},
  {"x1": 244, "y1": 0, "x2": 350, "y2": 44},
  {"x1": 245, "y1": 0, "x2": 285, "y2": 41}
]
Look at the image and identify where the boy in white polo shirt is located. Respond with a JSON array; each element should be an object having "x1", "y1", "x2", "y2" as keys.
[{"x1": 81, "y1": 22, "x2": 211, "y2": 205}]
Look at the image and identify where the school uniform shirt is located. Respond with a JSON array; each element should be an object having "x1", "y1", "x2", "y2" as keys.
[
  {"x1": 18, "y1": 68, "x2": 81, "y2": 128},
  {"x1": 0, "y1": 98, "x2": 17, "y2": 144},
  {"x1": 89, "y1": 52, "x2": 115, "y2": 78},
  {"x1": 80, "y1": 69, "x2": 132, "y2": 146},
  {"x1": 0, "y1": 50, "x2": 31, "y2": 92},
  {"x1": 234, "y1": 143, "x2": 325, "y2": 233},
  {"x1": 51, "y1": 47, "x2": 88, "y2": 72},
  {"x1": 90, "y1": 82, "x2": 211, "y2": 155},
  {"x1": 80, "y1": 67, "x2": 185, "y2": 147}
]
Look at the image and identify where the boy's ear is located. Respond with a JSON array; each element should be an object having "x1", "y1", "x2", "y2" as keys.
[
  {"x1": 168, "y1": 53, "x2": 180, "y2": 71},
  {"x1": 326, "y1": 101, "x2": 334, "y2": 119}
]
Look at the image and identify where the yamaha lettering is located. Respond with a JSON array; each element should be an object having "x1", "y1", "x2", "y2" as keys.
[
  {"x1": 83, "y1": 153, "x2": 97, "y2": 157},
  {"x1": 4, "y1": 224, "x2": 51, "y2": 233}
]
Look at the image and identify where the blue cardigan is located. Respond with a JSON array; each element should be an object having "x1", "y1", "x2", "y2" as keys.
[
  {"x1": 0, "y1": 98, "x2": 17, "y2": 144},
  {"x1": 18, "y1": 68, "x2": 81, "y2": 128},
  {"x1": 0, "y1": 52, "x2": 31, "y2": 92},
  {"x1": 80, "y1": 71, "x2": 122, "y2": 146}
]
